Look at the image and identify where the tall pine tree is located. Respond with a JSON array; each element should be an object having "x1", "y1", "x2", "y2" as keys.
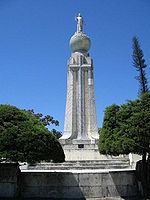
[
  {"x1": 132, "y1": 37, "x2": 149, "y2": 95},
  {"x1": 132, "y1": 37, "x2": 149, "y2": 189}
]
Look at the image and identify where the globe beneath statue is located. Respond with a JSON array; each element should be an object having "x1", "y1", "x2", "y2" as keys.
[{"x1": 70, "y1": 32, "x2": 91, "y2": 53}]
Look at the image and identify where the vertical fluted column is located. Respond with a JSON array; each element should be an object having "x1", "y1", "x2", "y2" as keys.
[
  {"x1": 63, "y1": 66, "x2": 74, "y2": 139},
  {"x1": 77, "y1": 55, "x2": 88, "y2": 140},
  {"x1": 81, "y1": 66, "x2": 85, "y2": 139},
  {"x1": 87, "y1": 66, "x2": 98, "y2": 139},
  {"x1": 76, "y1": 54, "x2": 82, "y2": 139}
]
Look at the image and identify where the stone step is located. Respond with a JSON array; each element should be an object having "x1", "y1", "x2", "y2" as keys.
[
  {"x1": 37, "y1": 159, "x2": 129, "y2": 164},
  {"x1": 27, "y1": 165, "x2": 129, "y2": 170},
  {"x1": 32, "y1": 162, "x2": 129, "y2": 167},
  {"x1": 23, "y1": 159, "x2": 130, "y2": 170},
  {"x1": 33, "y1": 159, "x2": 129, "y2": 165}
]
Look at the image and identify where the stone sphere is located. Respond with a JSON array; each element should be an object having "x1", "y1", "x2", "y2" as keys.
[{"x1": 70, "y1": 32, "x2": 91, "y2": 53}]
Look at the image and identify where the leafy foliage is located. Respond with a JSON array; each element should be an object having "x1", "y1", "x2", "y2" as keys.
[
  {"x1": 25, "y1": 109, "x2": 62, "y2": 139},
  {"x1": 132, "y1": 37, "x2": 149, "y2": 94},
  {"x1": 0, "y1": 105, "x2": 65, "y2": 163},
  {"x1": 99, "y1": 93, "x2": 150, "y2": 156},
  {"x1": 51, "y1": 129, "x2": 62, "y2": 139},
  {"x1": 26, "y1": 109, "x2": 59, "y2": 126}
]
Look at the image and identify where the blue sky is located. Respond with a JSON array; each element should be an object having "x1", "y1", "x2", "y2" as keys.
[{"x1": 0, "y1": 0, "x2": 150, "y2": 132}]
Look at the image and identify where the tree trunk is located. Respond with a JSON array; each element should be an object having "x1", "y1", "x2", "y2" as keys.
[{"x1": 142, "y1": 152, "x2": 148, "y2": 199}]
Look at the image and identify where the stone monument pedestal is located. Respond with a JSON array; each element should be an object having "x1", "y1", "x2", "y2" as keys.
[
  {"x1": 60, "y1": 139, "x2": 128, "y2": 161},
  {"x1": 60, "y1": 139, "x2": 101, "y2": 161}
]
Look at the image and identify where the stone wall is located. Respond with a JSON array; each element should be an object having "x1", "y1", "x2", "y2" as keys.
[
  {"x1": 0, "y1": 164, "x2": 141, "y2": 199},
  {"x1": 0, "y1": 163, "x2": 20, "y2": 198},
  {"x1": 21, "y1": 170, "x2": 140, "y2": 199}
]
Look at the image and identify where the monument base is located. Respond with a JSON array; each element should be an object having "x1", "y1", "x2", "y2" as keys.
[{"x1": 59, "y1": 139, "x2": 128, "y2": 161}]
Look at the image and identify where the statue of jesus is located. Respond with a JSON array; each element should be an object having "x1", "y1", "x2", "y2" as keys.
[{"x1": 76, "y1": 13, "x2": 83, "y2": 33}]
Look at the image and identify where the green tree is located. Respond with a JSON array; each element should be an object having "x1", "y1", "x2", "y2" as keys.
[
  {"x1": 51, "y1": 129, "x2": 62, "y2": 139},
  {"x1": 26, "y1": 109, "x2": 62, "y2": 139},
  {"x1": 26, "y1": 109, "x2": 59, "y2": 126},
  {"x1": 0, "y1": 105, "x2": 65, "y2": 163},
  {"x1": 99, "y1": 104, "x2": 121, "y2": 155},
  {"x1": 132, "y1": 37, "x2": 149, "y2": 94},
  {"x1": 132, "y1": 36, "x2": 149, "y2": 163},
  {"x1": 99, "y1": 92, "x2": 150, "y2": 156},
  {"x1": 99, "y1": 93, "x2": 150, "y2": 198},
  {"x1": 99, "y1": 103, "x2": 135, "y2": 156}
]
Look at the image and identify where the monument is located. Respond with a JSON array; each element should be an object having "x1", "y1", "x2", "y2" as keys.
[
  {"x1": 3, "y1": 13, "x2": 137, "y2": 200},
  {"x1": 60, "y1": 14, "x2": 101, "y2": 160}
]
